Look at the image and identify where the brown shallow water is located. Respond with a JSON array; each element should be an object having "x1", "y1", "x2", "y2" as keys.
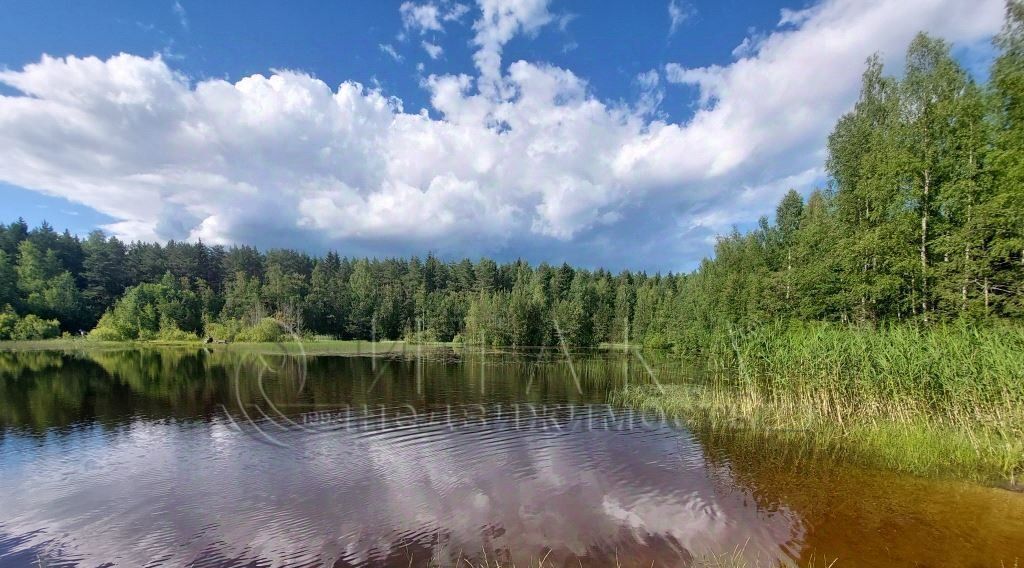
[{"x1": 0, "y1": 346, "x2": 1021, "y2": 567}]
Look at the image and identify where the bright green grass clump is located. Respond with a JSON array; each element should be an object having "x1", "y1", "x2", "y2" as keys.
[
  {"x1": 724, "y1": 322, "x2": 1024, "y2": 411},
  {"x1": 616, "y1": 322, "x2": 1024, "y2": 485}
]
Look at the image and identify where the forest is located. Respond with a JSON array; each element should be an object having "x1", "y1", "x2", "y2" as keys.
[{"x1": 0, "y1": 21, "x2": 1022, "y2": 348}]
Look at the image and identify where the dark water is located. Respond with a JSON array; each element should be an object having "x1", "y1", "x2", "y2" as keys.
[{"x1": 0, "y1": 346, "x2": 1021, "y2": 567}]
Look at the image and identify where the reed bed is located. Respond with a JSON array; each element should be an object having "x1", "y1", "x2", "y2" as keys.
[{"x1": 615, "y1": 322, "x2": 1024, "y2": 484}]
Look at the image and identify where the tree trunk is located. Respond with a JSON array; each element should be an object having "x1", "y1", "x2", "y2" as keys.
[
  {"x1": 962, "y1": 247, "x2": 969, "y2": 311},
  {"x1": 920, "y1": 169, "x2": 930, "y2": 322},
  {"x1": 910, "y1": 274, "x2": 917, "y2": 317},
  {"x1": 984, "y1": 277, "x2": 990, "y2": 313},
  {"x1": 963, "y1": 204, "x2": 971, "y2": 313},
  {"x1": 786, "y1": 249, "x2": 792, "y2": 301}
]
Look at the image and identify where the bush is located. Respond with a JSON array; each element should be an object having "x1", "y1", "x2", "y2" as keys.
[
  {"x1": 0, "y1": 305, "x2": 18, "y2": 340},
  {"x1": 204, "y1": 317, "x2": 293, "y2": 343},
  {"x1": 11, "y1": 314, "x2": 61, "y2": 340},
  {"x1": 234, "y1": 318, "x2": 285, "y2": 342},
  {"x1": 89, "y1": 312, "x2": 130, "y2": 341},
  {"x1": 87, "y1": 275, "x2": 202, "y2": 340},
  {"x1": 155, "y1": 325, "x2": 199, "y2": 341},
  {"x1": 205, "y1": 319, "x2": 243, "y2": 342},
  {"x1": 0, "y1": 306, "x2": 61, "y2": 341},
  {"x1": 642, "y1": 331, "x2": 673, "y2": 351},
  {"x1": 404, "y1": 327, "x2": 439, "y2": 343}
]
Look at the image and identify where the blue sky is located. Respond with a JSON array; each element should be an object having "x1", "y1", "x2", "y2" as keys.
[
  {"x1": 0, "y1": 0, "x2": 1005, "y2": 270},
  {"x1": 0, "y1": 0, "x2": 783, "y2": 118}
]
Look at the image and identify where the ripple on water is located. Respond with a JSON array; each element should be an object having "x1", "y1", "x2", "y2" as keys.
[{"x1": 1, "y1": 350, "x2": 1023, "y2": 567}]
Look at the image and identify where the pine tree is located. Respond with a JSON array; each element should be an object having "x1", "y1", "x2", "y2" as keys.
[
  {"x1": 81, "y1": 231, "x2": 129, "y2": 321},
  {"x1": 0, "y1": 250, "x2": 17, "y2": 309}
]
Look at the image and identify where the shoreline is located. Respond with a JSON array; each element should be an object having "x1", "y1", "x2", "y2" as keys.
[{"x1": 4, "y1": 330, "x2": 1022, "y2": 487}]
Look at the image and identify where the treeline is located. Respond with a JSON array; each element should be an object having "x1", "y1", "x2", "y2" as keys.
[
  {"x1": 1, "y1": 15, "x2": 1022, "y2": 346},
  {"x1": 636, "y1": 26, "x2": 1024, "y2": 350},
  {"x1": 0, "y1": 221, "x2": 637, "y2": 345}
]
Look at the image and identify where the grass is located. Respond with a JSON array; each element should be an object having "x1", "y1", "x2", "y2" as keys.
[
  {"x1": 210, "y1": 338, "x2": 413, "y2": 355},
  {"x1": 615, "y1": 321, "x2": 1024, "y2": 485},
  {"x1": 6, "y1": 323, "x2": 1023, "y2": 484},
  {"x1": 0, "y1": 336, "x2": 459, "y2": 357},
  {"x1": 0, "y1": 337, "x2": 128, "y2": 351}
]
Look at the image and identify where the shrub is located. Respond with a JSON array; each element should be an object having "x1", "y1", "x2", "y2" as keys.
[
  {"x1": 404, "y1": 327, "x2": 439, "y2": 343},
  {"x1": 205, "y1": 319, "x2": 243, "y2": 342},
  {"x1": 86, "y1": 274, "x2": 202, "y2": 340},
  {"x1": 642, "y1": 331, "x2": 673, "y2": 351},
  {"x1": 234, "y1": 317, "x2": 284, "y2": 342},
  {"x1": 11, "y1": 314, "x2": 61, "y2": 340},
  {"x1": 89, "y1": 312, "x2": 130, "y2": 341},
  {"x1": 0, "y1": 305, "x2": 18, "y2": 340},
  {"x1": 155, "y1": 325, "x2": 199, "y2": 341}
]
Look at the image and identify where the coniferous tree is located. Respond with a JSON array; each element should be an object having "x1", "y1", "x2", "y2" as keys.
[
  {"x1": 81, "y1": 231, "x2": 129, "y2": 321},
  {"x1": 3, "y1": 10, "x2": 1024, "y2": 346},
  {"x1": 0, "y1": 250, "x2": 17, "y2": 309}
]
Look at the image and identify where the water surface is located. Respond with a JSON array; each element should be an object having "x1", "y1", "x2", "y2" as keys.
[{"x1": 0, "y1": 346, "x2": 1021, "y2": 567}]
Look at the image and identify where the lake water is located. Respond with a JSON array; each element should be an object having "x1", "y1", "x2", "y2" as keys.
[{"x1": 0, "y1": 346, "x2": 1022, "y2": 567}]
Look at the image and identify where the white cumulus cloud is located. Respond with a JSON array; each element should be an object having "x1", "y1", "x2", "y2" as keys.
[
  {"x1": 422, "y1": 40, "x2": 445, "y2": 59},
  {"x1": 400, "y1": 2, "x2": 444, "y2": 33},
  {"x1": 472, "y1": 0, "x2": 553, "y2": 97},
  {"x1": 400, "y1": 1, "x2": 468, "y2": 34},
  {"x1": 0, "y1": 0, "x2": 1005, "y2": 269}
]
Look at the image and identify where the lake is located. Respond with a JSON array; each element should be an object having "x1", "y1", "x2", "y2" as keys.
[{"x1": 0, "y1": 345, "x2": 1022, "y2": 567}]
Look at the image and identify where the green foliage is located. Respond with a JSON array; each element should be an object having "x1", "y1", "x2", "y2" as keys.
[
  {"x1": 220, "y1": 271, "x2": 263, "y2": 321},
  {"x1": 205, "y1": 318, "x2": 244, "y2": 342},
  {"x1": 553, "y1": 274, "x2": 597, "y2": 347},
  {"x1": 616, "y1": 322, "x2": 1024, "y2": 483},
  {"x1": 205, "y1": 317, "x2": 290, "y2": 343},
  {"x1": 463, "y1": 291, "x2": 507, "y2": 345},
  {"x1": 81, "y1": 230, "x2": 129, "y2": 321},
  {"x1": 234, "y1": 317, "x2": 285, "y2": 342},
  {"x1": 89, "y1": 275, "x2": 201, "y2": 341},
  {"x1": 0, "y1": 251, "x2": 18, "y2": 308},
  {"x1": 15, "y1": 240, "x2": 60, "y2": 295},
  {"x1": 154, "y1": 326, "x2": 199, "y2": 342},
  {"x1": 0, "y1": 305, "x2": 19, "y2": 340},
  {"x1": 303, "y1": 252, "x2": 347, "y2": 334},
  {"x1": 657, "y1": 29, "x2": 1024, "y2": 355},
  {"x1": 3, "y1": 15, "x2": 1024, "y2": 347},
  {"x1": 87, "y1": 313, "x2": 124, "y2": 341},
  {"x1": 11, "y1": 241, "x2": 86, "y2": 330},
  {"x1": 988, "y1": 0, "x2": 1024, "y2": 318},
  {"x1": 404, "y1": 326, "x2": 439, "y2": 343},
  {"x1": 10, "y1": 314, "x2": 61, "y2": 340},
  {"x1": 262, "y1": 263, "x2": 307, "y2": 330}
]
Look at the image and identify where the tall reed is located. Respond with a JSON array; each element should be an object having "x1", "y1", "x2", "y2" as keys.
[{"x1": 617, "y1": 322, "x2": 1024, "y2": 484}]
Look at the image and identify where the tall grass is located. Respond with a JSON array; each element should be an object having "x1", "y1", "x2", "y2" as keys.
[
  {"x1": 617, "y1": 322, "x2": 1024, "y2": 484},
  {"x1": 720, "y1": 322, "x2": 1024, "y2": 412}
]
